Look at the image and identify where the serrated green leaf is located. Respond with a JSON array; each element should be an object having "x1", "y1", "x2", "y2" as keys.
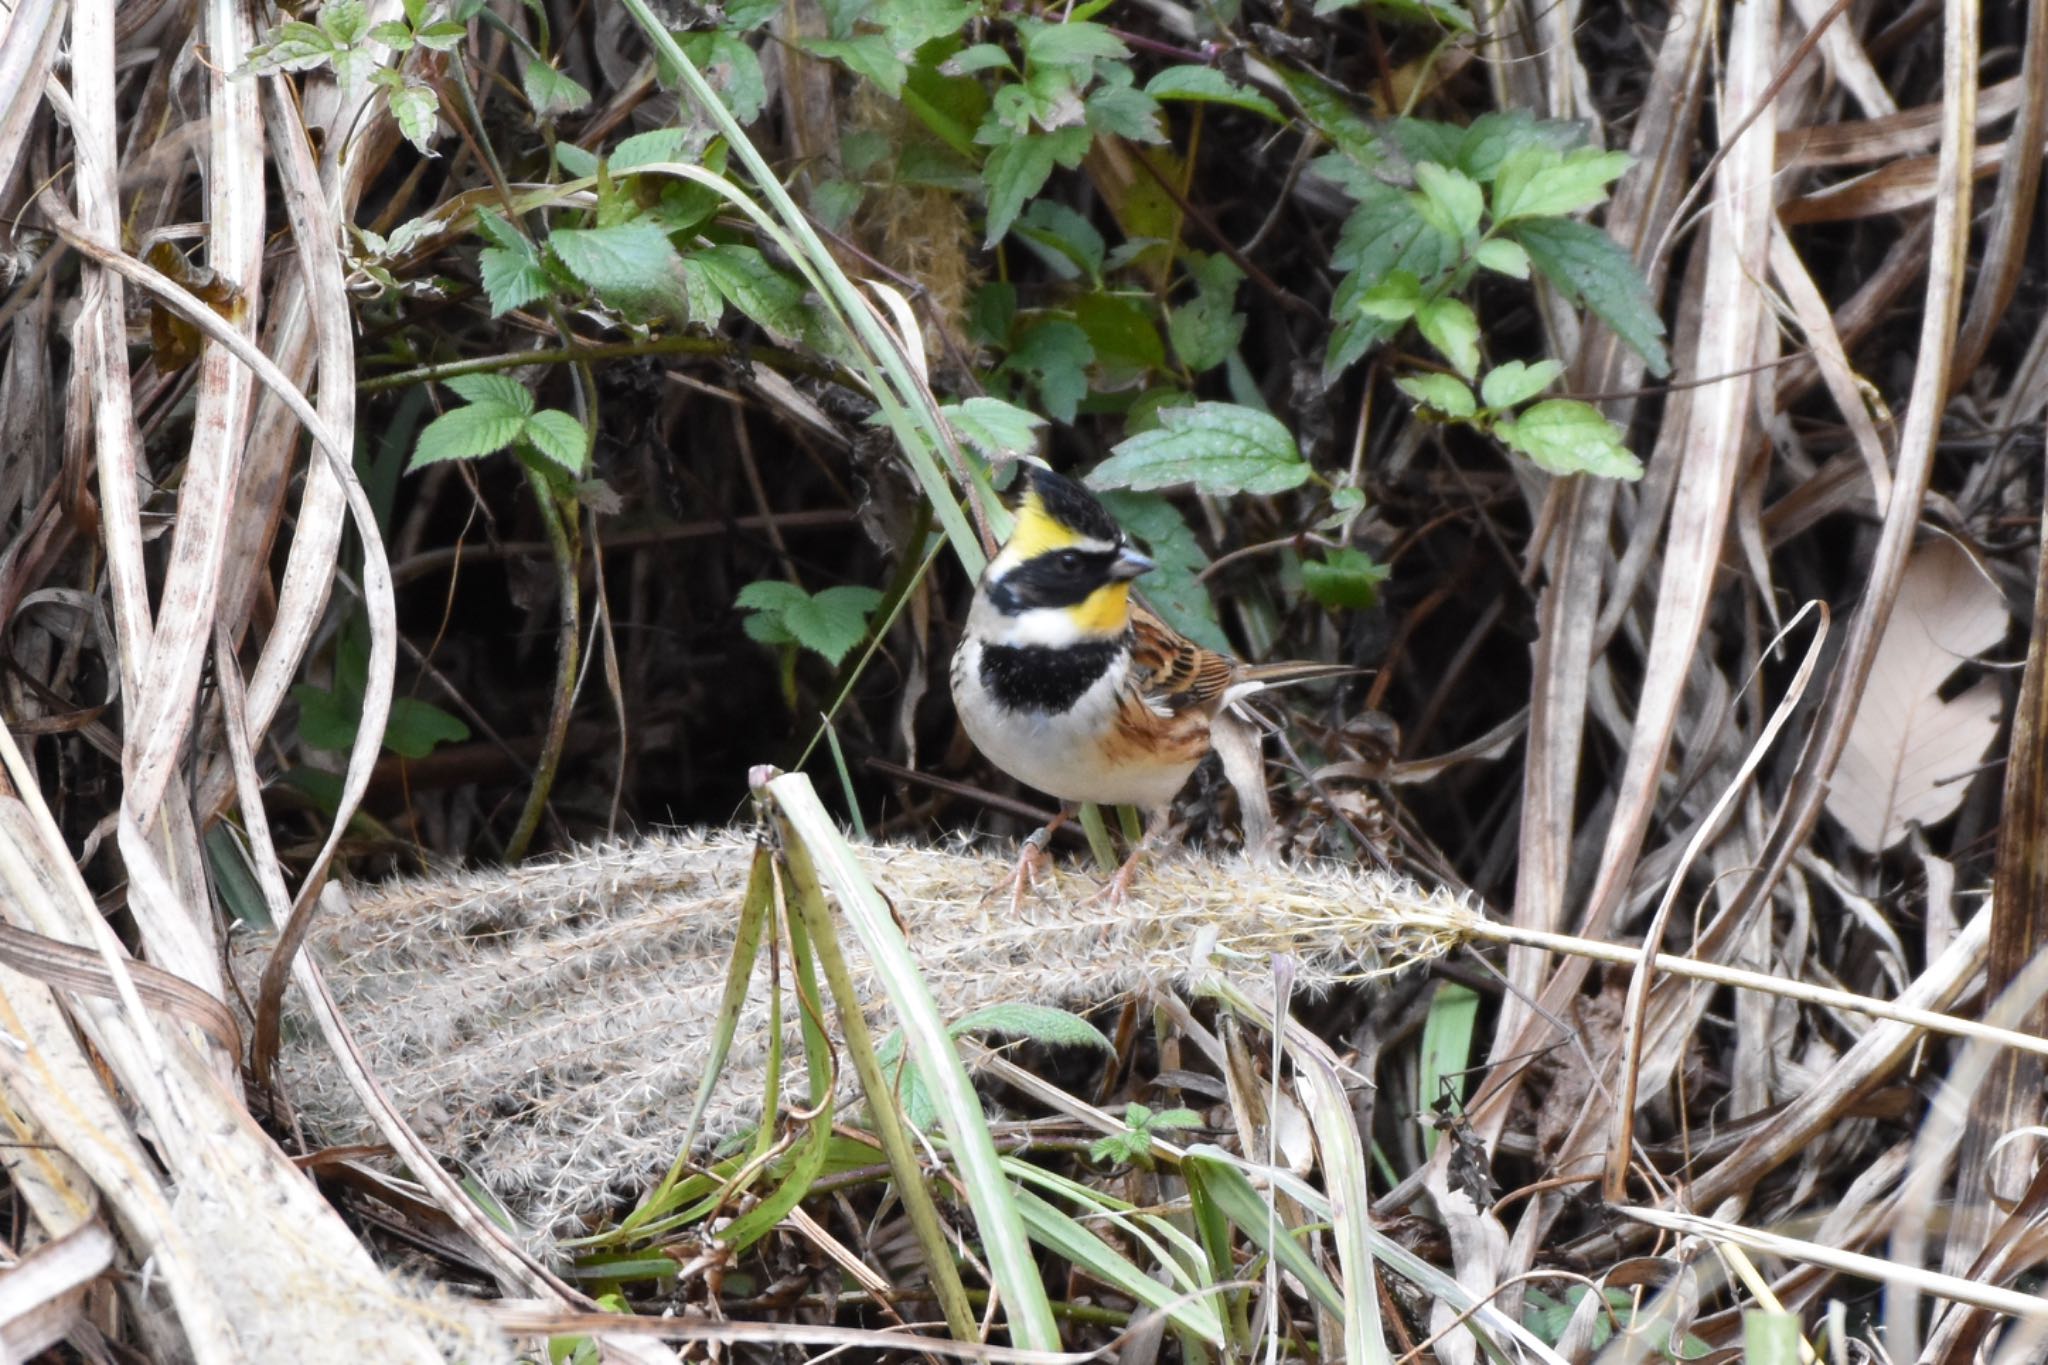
[
  {"x1": 1511, "y1": 215, "x2": 1670, "y2": 376},
  {"x1": 1453, "y1": 110, "x2": 1585, "y2": 181},
  {"x1": 241, "y1": 20, "x2": 335, "y2": 75},
  {"x1": 522, "y1": 59, "x2": 591, "y2": 117},
  {"x1": 783, "y1": 585, "x2": 884, "y2": 664},
  {"x1": 1006, "y1": 316, "x2": 1093, "y2": 422},
  {"x1": 742, "y1": 612, "x2": 796, "y2": 646},
  {"x1": 1167, "y1": 252, "x2": 1244, "y2": 373},
  {"x1": 1300, "y1": 547, "x2": 1388, "y2": 611},
  {"x1": 1495, "y1": 398, "x2": 1641, "y2": 478},
  {"x1": 383, "y1": 697, "x2": 471, "y2": 759},
  {"x1": 1479, "y1": 358, "x2": 1563, "y2": 410},
  {"x1": 736, "y1": 579, "x2": 810, "y2": 614},
  {"x1": 1413, "y1": 162, "x2": 1483, "y2": 242},
  {"x1": 948, "y1": 1004, "x2": 1112, "y2": 1051},
  {"x1": 679, "y1": 30, "x2": 767, "y2": 123},
  {"x1": 1474, "y1": 237, "x2": 1530, "y2": 279},
  {"x1": 1395, "y1": 372, "x2": 1476, "y2": 418},
  {"x1": 550, "y1": 221, "x2": 683, "y2": 296},
  {"x1": 1415, "y1": 296, "x2": 1480, "y2": 378},
  {"x1": 1091, "y1": 402, "x2": 1307, "y2": 495},
  {"x1": 1357, "y1": 269, "x2": 1422, "y2": 322},
  {"x1": 941, "y1": 396, "x2": 1046, "y2": 459},
  {"x1": 522, "y1": 408, "x2": 589, "y2": 472},
  {"x1": 611, "y1": 127, "x2": 689, "y2": 171},
  {"x1": 1142, "y1": 65, "x2": 1283, "y2": 121},
  {"x1": 1096, "y1": 490, "x2": 1229, "y2": 652},
  {"x1": 1015, "y1": 200, "x2": 1104, "y2": 281},
  {"x1": 1491, "y1": 145, "x2": 1632, "y2": 222},
  {"x1": 677, "y1": 257, "x2": 723, "y2": 326},
  {"x1": 555, "y1": 141, "x2": 599, "y2": 177},
  {"x1": 387, "y1": 81, "x2": 440, "y2": 154},
  {"x1": 443, "y1": 372, "x2": 533, "y2": 413},
  {"x1": 369, "y1": 19, "x2": 413, "y2": 48},
  {"x1": 980, "y1": 127, "x2": 1090, "y2": 245},
  {"x1": 1330, "y1": 181, "x2": 1460, "y2": 287},
  {"x1": 320, "y1": 0, "x2": 370, "y2": 44},
  {"x1": 804, "y1": 34, "x2": 907, "y2": 97},
  {"x1": 1020, "y1": 19, "x2": 1128, "y2": 68},
  {"x1": 410, "y1": 402, "x2": 528, "y2": 469},
  {"x1": 479, "y1": 245, "x2": 552, "y2": 315},
  {"x1": 690, "y1": 243, "x2": 807, "y2": 335},
  {"x1": 878, "y1": 0, "x2": 978, "y2": 50},
  {"x1": 1084, "y1": 84, "x2": 1164, "y2": 143}
]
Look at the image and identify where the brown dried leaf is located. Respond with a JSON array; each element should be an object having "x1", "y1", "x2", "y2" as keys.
[{"x1": 1825, "y1": 540, "x2": 2007, "y2": 852}]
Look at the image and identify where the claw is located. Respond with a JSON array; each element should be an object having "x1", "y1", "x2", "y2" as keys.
[{"x1": 981, "y1": 809, "x2": 1071, "y2": 914}]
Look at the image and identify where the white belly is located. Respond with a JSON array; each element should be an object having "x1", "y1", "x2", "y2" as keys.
[{"x1": 951, "y1": 638, "x2": 1197, "y2": 809}]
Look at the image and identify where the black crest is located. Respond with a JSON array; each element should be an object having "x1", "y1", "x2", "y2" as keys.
[{"x1": 1021, "y1": 465, "x2": 1122, "y2": 544}]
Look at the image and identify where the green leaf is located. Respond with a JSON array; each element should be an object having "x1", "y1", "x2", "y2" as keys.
[
  {"x1": 319, "y1": 0, "x2": 370, "y2": 45},
  {"x1": 1357, "y1": 269, "x2": 1422, "y2": 322},
  {"x1": 443, "y1": 372, "x2": 534, "y2": 413},
  {"x1": 479, "y1": 246, "x2": 552, "y2": 315},
  {"x1": 1412, "y1": 162, "x2": 1483, "y2": 242},
  {"x1": 369, "y1": 19, "x2": 413, "y2": 48},
  {"x1": 413, "y1": 19, "x2": 468, "y2": 50},
  {"x1": 1020, "y1": 19, "x2": 1129, "y2": 68},
  {"x1": 1143, "y1": 65, "x2": 1284, "y2": 121},
  {"x1": 1453, "y1": 110, "x2": 1586, "y2": 181},
  {"x1": 1084, "y1": 84, "x2": 1164, "y2": 143},
  {"x1": 1167, "y1": 252, "x2": 1245, "y2": 373},
  {"x1": 785, "y1": 585, "x2": 885, "y2": 664},
  {"x1": 1473, "y1": 237, "x2": 1530, "y2": 279},
  {"x1": 941, "y1": 396, "x2": 1047, "y2": 459},
  {"x1": 550, "y1": 221, "x2": 682, "y2": 294},
  {"x1": 387, "y1": 82, "x2": 441, "y2": 154},
  {"x1": 981, "y1": 127, "x2": 1090, "y2": 245},
  {"x1": 522, "y1": 59, "x2": 592, "y2": 118},
  {"x1": 1015, "y1": 200, "x2": 1105, "y2": 280},
  {"x1": 1511, "y1": 216, "x2": 1670, "y2": 376},
  {"x1": 291, "y1": 683, "x2": 360, "y2": 751},
  {"x1": 1331, "y1": 181, "x2": 1460, "y2": 284},
  {"x1": 944, "y1": 41, "x2": 1016, "y2": 74},
  {"x1": 1091, "y1": 402, "x2": 1308, "y2": 495},
  {"x1": 679, "y1": 30, "x2": 767, "y2": 123},
  {"x1": 1301, "y1": 547, "x2": 1388, "y2": 611},
  {"x1": 1395, "y1": 373, "x2": 1476, "y2": 418},
  {"x1": 1479, "y1": 358, "x2": 1563, "y2": 410},
  {"x1": 878, "y1": 0, "x2": 978, "y2": 50},
  {"x1": 805, "y1": 34, "x2": 907, "y2": 97},
  {"x1": 1490, "y1": 144, "x2": 1632, "y2": 222},
  {"x1": 1495, "y1": 398, "x2": 1641, "y2": 479},
  {"x1": 410, "y1": 401, "x2": 528, "y2": 470},
  {"x1": 690, "y1": 243, "x2": 807, "y2": 335},
  {"x1": 475, "y1": 208, "x2": 528, "y2": 254},
  {"x1": 1415, "y1": 296, "x2": 1480, "y2": 378},
  {"x1": 1073, "y1": 291, "x2": 1165, "y2": 385},
  {"x1": 611, "y1": 127, "x2": 689, "y2": 170},
  {"x1": 947, "y1": 1004, "x2": 1112, "y2": 1051},
  {"x1": 241, "y1": 21, "x2": 335, "y2": 75},
  {"x1": 1096, "y1": 490, "x2": 1229, "y2": 653},
  {"x1": 1005, "y1": 317, "x2": 1093, "y2": 423},
  {"x1": 522, "y1": 408, "x2": 589, "y2": 473},
  {"x1": 383, "y1": 697, "x2": 471, "y2": 759}
]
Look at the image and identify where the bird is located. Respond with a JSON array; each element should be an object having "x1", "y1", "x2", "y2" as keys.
[{"x1": 950, "y1": 463, "x2": 1357, "y2": 904}]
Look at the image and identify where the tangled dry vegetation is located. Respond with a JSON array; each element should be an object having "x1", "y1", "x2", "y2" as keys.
[{"x1": 0, "y1": 0, "x2": 2041, "y2": 1360}]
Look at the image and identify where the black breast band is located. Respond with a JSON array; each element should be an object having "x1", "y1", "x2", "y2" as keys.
[{"x1": 978, "y1": 640, "x2": 1123, "y2": 713}]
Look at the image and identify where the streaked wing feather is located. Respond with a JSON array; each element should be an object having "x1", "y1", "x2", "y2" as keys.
[{"x1": 1129, "y1": 605, "x2": 1238, "y2": 711}]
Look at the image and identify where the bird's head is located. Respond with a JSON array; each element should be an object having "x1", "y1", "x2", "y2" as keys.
[{"x1": 978, "y1": 465, "x2": 1155, "y2": 645}]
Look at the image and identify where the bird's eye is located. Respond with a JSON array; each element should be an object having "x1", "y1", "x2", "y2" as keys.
[{"x1": 1057, "y1": 550, "x2": 1082, "y2": 572}]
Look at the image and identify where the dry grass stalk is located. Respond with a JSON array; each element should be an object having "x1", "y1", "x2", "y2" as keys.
[{"x1": 253, "y1": 830, "x2": 1462, "y2": 1236}]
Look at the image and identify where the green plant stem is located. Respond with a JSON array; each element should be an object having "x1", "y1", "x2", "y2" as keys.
[
  {"x1": 773, "y1": 811, "x2": 981, "y2": 1344},
  {"x1": 1077, "y1": 803, "x2": 1117, "y2": 871},
  {"x1": 504, "y1": 463, "x2": 580, "y2": 860}
]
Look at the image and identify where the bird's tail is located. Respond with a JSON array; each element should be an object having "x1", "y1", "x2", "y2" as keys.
[{"x1": 1222, "y1": 660, "x2": 1365, "y2": 708}]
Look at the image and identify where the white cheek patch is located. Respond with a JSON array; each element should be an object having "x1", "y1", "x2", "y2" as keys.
[{"x1": 982, "y1": 606, "x2": 1086, "y2": 648}]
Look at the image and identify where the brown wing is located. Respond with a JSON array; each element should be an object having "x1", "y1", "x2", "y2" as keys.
[{"x1": 1129, "y1": 604, "x2": 1239, "y2": 714}]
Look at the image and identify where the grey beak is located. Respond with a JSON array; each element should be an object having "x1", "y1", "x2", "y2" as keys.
[{"x1": 1110, "y1": 545, "x2": 1155, "y2": 580}]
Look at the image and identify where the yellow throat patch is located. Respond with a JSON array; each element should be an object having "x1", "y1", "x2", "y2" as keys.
[{"x1": 1068, "y1": 582, "x2": 1133, "y2": 636}]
